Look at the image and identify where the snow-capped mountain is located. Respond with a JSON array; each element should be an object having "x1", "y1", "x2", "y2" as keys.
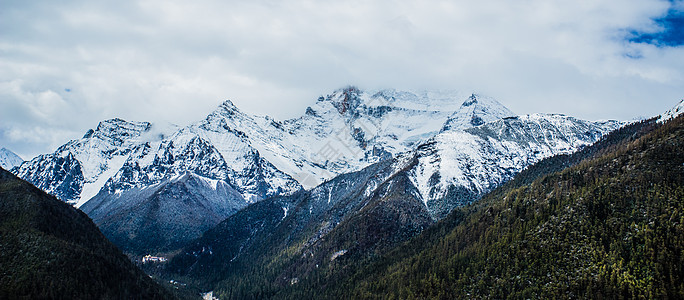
[
  {"x1": 0, "y1": 147, "x2": 23, "y2": 170},
  {"x1": 170, "y1": 99, "x2": 680, "y2": 297},
  {"x1": 191, "y1": 87, "x2": 492, "y2": 190},
  {"x1": 272, "y1": 88, "x2": 514, "y2": 188},
  {"x1": 12, "y1": 86, "x2": 624, "y2": 255},
  {"x1": 13, "y1": 87, "x2": 514, "y2": 207},
  {"x1": 13, "y1": 118, "x2": 173, "y2": 206},
  {"x1": 12, "y1": 87, "x2": 621, "y2": 212}
]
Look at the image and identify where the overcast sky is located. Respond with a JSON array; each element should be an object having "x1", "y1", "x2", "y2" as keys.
[{"x1": 1, "y1": 0, "x2": 683, "y2": 160}]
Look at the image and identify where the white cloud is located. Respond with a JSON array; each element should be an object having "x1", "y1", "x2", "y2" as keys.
[{"x1": 1, "y1": 0, "x2": 683, "y2": 159}]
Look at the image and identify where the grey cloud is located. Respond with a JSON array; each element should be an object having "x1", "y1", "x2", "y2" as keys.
[{"x1": 1, "y1": 0, "x2": 683, "y2": 160}]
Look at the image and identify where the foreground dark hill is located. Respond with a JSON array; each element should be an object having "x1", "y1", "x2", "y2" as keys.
[
  {"x1": 297, "y1": 115, "x2": 684, "y2": 299},
  {"x1": 0, "y1": 168, "x2": 174, "y2": 299}
]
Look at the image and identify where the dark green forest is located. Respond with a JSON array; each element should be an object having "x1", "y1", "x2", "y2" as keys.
[{"x1": 0, "y1": 168, "x2": 175, "y2": 299}]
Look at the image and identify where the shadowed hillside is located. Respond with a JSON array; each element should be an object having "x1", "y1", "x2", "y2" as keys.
[{"x1": 0, "y1": 167, "x2": 176, "y2": 299}]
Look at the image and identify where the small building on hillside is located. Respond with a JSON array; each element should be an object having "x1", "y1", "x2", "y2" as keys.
[{"x1": 142, "y1": 255, "x2": 167, "y2": 263}]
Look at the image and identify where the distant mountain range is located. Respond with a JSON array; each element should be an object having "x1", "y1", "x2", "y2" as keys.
[{"x1": 12, "y1": 87, "x2": 622, "y2": 255}]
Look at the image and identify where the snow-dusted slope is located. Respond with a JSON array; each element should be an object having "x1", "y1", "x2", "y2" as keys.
[
  {"x1": 659, "y1": 99, "x2": 684, "y2": 123},
  {"x1": 13, "y1": 152, "x2": 84, "y2": 204},
  {"x1": 410, "y1": 114, "x2": 623, "y2": 217},
  {"x1": 0, "y1": 148, "x2": 23, "y2": 170},
  {"x1": 190, "y1": 100, "x2": 303, "y2": 200}
]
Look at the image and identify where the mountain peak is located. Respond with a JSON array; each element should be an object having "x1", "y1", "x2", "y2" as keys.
[
  {"x1": 201, "y1": 99, "x2": 255, "y2": 135},
  {"x1": 442, "y1": 94, "x2": 515, "y2": 131},
  {"x1": 96, "y1": 118, "x2": 151, "y2": 129},
  {"x1": 95, "y1": 118, "x2": 151, "y2": 135},
  {"x1": 327, "y1": 86, "x2": 363, "y2": 115},
  {"x1": 209, "y1": 99, "x2": 248, "y2": 120},
  {"x1": 220, "y1": 99, "x2": 238, "y2": 110},
  {"x1": 322, "y1": 87, "x2": 474, "y2": 115},
  {"x1": 461, "y1": 94, "x2": 479, "y2": 107},
  {"x1": 89, "y1": 118, "x2": 152, "y2": 145},
  {"x1": 0, "y1": 147, "x2": 23, "y2": 170}
]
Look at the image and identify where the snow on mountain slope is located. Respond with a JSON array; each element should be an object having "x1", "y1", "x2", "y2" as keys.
[
  {"x1": 12, "y1": 86, "x2": 634, "y2": 259},
  {"x1": 101, "y1": 133, "x2": 230, "y2": 194},
  {"x1": 441, "y1": 94, "x2": 515, "y2": 131},
  {"x1": 659, "y1": 99, "x2": 684, "y2": 123},
  {"x1": 172, "y1": 108, "x2": 627, "y2": 282},
  {"x1": 13, "y1": 118, "x2": 166, "y2": 206},
  {"x1": 13, "y1": 109, "x2": 302, "y2": 207},
  {"x1": 0, "y1": 148, "x2": 23, "y2": 170},
  {"x1": 191, "y1": 100, "x2": 303, "y2": 200},
  {"x1": 190, "y1": 87, "x2": 467, "y2": 191},
  {"x1": 409, "y1": 113, "x2": 624, "y2": 218},
  {"x1": 13, "y1": 152, "x2": 84, "y2": 204},
  {"x1": 12, "y1": 86, "x2": 612, "y2": 215},
  {"x1": 275, "y1": 87, "x2": 512, "y2": 187}
]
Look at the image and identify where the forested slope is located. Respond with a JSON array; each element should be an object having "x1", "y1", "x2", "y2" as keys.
[{"x1": 0, "y1": 168, "x2": 175, "y2": 299}]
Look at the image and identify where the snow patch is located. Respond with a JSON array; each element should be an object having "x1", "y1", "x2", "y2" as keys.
[
  {"x1": 77, "y1": 155, "x2": 128, "y2": 208},
  {"x1": 282, "y1": 206, "x2": 289, "y2": 220},
  {"x1": 195, "y1": 175, "x2": 221, "y2": 190},
  {"x1": 331, "y1": 249, "x2": 347, "y2": 261}
]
